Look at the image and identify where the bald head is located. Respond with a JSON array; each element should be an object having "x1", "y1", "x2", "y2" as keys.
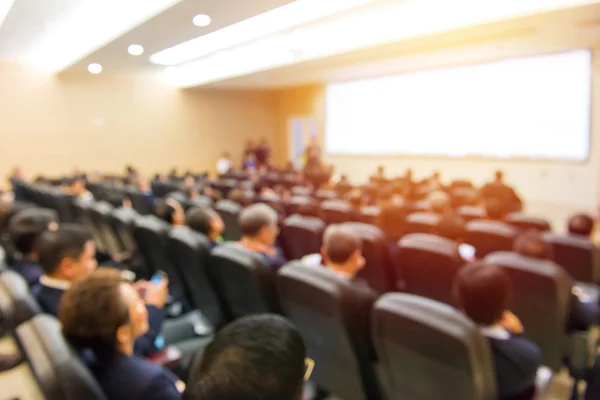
[
  {"x1": 513, "y1": 230, "x2": 552, "y2": 260},
  {"x1": 322, "y1": 225, "x2": 362, "y2": 265}
]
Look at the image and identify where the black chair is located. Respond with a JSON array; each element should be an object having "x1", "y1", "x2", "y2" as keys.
[
  {"x1": 286, "y1": 196, "x2": 321, "y2": 218},
  {"x1": 90, "y1": 202, "x2": 123, "y2": 257},
  {"x1": 321, "y1": 199, "x2": 353, "y2": 225},
  {"x1": 277, "y1": 262, "x2": 382, "y2": 400},
  {"x1": 343, "y1": 222, "x2": 395, "y2": 293},
  {"x1": 314, "y1": 189, "x2": 337, "y2": 203},
  {"x1": 15, "y1": 315, "x2": 107, "y2": 400},
  {"x1": 76, "y1": 201, "x2": 108, "y2": 254},
  {"x1": 484, "y1": 251, "x2": 571, "y2": 371},
  {"x1": 405, "y1": 212, "x2": 440, "y2": 235},
  {"x1": 209, "y1": 244, "x2": 280, "y2": 318},
  {"x1": 110, "y1": 207, "x2": 138, "y2": 256},
  {"x1": 506, "y1": 213, "x2": 552, "y2": 232},
  {"x1": 186, "y1": 196, "x2": 214, "y2": 210},
  {"x1": 133, "y1": 215, "x2": 190, "y2": 312},
  {"x1": 543, "y1": 232, "x2": 600, "y2": 284},
  {"x1": 281, "y1": 214, "x2": 325, "y2": 261},
  {"x1": 0, "y1": 271, "x2": 40, "y2": 335},
  {"x1": 379, "y1": 202, "x2": 408, "y2": 242},
  {"x1": 167, "y1": 226, "x2": 228, "y2": 328},
  {"x1": 457, "y1": 206, "x2": 485, "y2": 222},
  {"x1": 357, "y1": 206, "x2": 381, "y2": 225},
  {"x1": 372, "y1": 293, "x2": 497, "y2": 400},
  {"x1": 397, "y1": 234, "x2": 462, "y2": 305},
  {"x1": 465, "y1": 220, "x2": 516, "y2": 259},
  {"x1": 214, "y1": 200, "x2": 243, "y2": 241}
]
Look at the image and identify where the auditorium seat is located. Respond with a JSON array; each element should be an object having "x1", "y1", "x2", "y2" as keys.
[
  {"x1": 321, "y1": 199, "x2": 353, "y2": 225},
  {"x1": 75, "y1": 201, "x2": 108, "y2": 255},
  {"x1": 110, "y1": 206, "x2": 138, "y2": 256},
  {"x1": 314, "y1": 189, "x2": 338, "y2": 203},
  {"x1": 214, "y1": 200, "x2": 243, "y2": 241},
  {"x1": 451, "y1": 187, "x2": 478, "y2": 208},
  {"x1": 457, "y1": 205, "x2": 485, "y2": 222},
  {"x1": 167, "y1": 226, "x2": 228, "y2": 328},
  {"x1": 357, "y1": 206, "x2": 381, "y2": 225},
  {"x1": 484, "y1": 252, "x2": 571, "y2": 371},
  {"x1": 543, "y1": 232, "x2": 600, "y2": 284},
  {"x1": 211, "y1": 179, "x2": 237, "y2": 199},
  {"x1": 209, "y1": 244, "x2": 281, "y2": 318},
  {"x1": 404, "y1": 212, "x2": 440, "y2": 235},
  {"x1": 186, "y1": 195, "x2": 213, "y2": 210},
  {"x1": 506, "y1": 212, "x2": 552, "y2": 232},
  {"x1": 89, "y1": 201, "x2": 123, "y2": 257},
  {"x1": 343, "y1": 222, "x2": 395, "y2": 293},
  {"x1": 286, "y1": 196, "x2": 321, "y2": 218},
  {"x1": 413, "y1": 200, "x2": 431, "y2": 212},
  {"x1": 281, "y1": 214, "x2": 325, "y2": 261},
  {"x1": 133, "y1": 215, "x2": 190, "y2": 312},
  {"x1": 15, "y1": 315, "x2": 107, "y2": 400},
  {"x1": 465, "y1": 220, "x2": 516, "y2": 259},
  {"x1": 397, "y1": 234, "x2": 462, "y2": 305},
  {"x1": 277, "y1": 262, "x2": 382, "y2": 400},
  {"x1": 372, "y1": 293, "x2": 497, "y2": 400},
  {"x1": 291, "y1": 185, "x2": 311, "y2": 197},
  {"x1": 0, "y1": 271, "x2": 40, "y2": 335},
  {"x1": 379, "y1": 202, "x2": 408, "y2": 242}
]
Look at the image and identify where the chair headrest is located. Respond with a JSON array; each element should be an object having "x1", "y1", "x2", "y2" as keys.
[
  {"x1": 168, "y1": 226, "x2": 210, "y2": 250},
  {"x1": 283, "y1": 214, "x2": 326, "y2": 231},
  {"x1": 215, "y1": 200, "x2": 242, "y2": 214},
  {"x1": 466, "y1": 220, "x2": 516, "y2": 237},
  {"x1": 406, "y1": 212, "x2": 440, "y2": 225},
  {"x1": 0, "y1": 271, "x2": 40, "y2": 332},
  {"x1": 399, "y1": 233, "x2": 457, "y2": 256}
]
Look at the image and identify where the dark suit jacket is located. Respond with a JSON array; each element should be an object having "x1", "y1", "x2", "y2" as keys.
[
  {"x1": 586, "y1": 356, "x2": 600, "y2": 400},
  {"x1": 488, "y1": 334, "x2": 542, "y2": 400},
  {"x1": 32, "y1": 282, "x2": 165, "y2": 357},
  {"x1": 9, "y1": 258, "x2": 42, "y2": 287},
  {"x1": 258, "y1": 248, "x2": 287, "y2": 271},
  {"x1": 91, "y1": 352, "x2": 181, "y2": 400}
]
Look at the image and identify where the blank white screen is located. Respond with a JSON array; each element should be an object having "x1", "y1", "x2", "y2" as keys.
[{"x1": 325, "y1": 50, "x2": 591, "y2": 161}]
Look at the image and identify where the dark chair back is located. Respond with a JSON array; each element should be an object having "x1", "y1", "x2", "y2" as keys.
[
  {"x1": 506, "y1": 213, "x2": 551, "y2": 232},
  {"x1": 90, "y1": 201, "x2": 122, "y2": 256},
  {"x1": 465, "y1": 220, "x2": 516, "y2": 259},
  {"x1": 457, "y1": 206, "x2": 485, "y2": 222},
  {"x1": 405, "y1": 212, "x2": 440, "y2": 235},
  {"x1": 543, "y1": 232, "x2": 600, "y2": 284},
  {"x1": 373, "y1": 293, "x2": 497, "y2": 400},
  {"x1": 281, "y1": 214, "x2": 325, "y2": 261},
  {"x1": 0, "y1": 271, "x2": 40, "y2": 335},
  {"x1": 321, "y1": 199, "x2": 353, "y2": 224},
  {"x1": 214, "y1": 200, "x2": 243, "y2": 241}
]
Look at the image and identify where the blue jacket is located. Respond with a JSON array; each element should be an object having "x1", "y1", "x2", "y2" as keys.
[
  {"x1": 91, "y1": 352, "x2": 181, "y2": 400},
  {"x1": 9, "y1": 258, "x2": 42, "y2": 287}
]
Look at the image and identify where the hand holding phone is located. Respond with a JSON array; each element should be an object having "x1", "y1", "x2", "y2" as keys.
[{"x1": 145, "y1": 271, "x2": 169, "y2": 309}]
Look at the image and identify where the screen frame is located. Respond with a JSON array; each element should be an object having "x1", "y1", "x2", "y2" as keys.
[{"x1": 323, "y1": 48, "x2": 594, "y2": 165}]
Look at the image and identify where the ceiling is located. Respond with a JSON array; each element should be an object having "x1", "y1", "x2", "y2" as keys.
[{"x1": 0, "y1": 0, "x2": 599, "y2": 88}]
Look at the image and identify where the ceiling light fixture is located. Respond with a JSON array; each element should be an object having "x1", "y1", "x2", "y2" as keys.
[
  {"x1": 25, "y1": 0, "x2": 184, "y2": 73},
  {"x1": 88, "y1": 63, "x2": 103, "y2": 74},
  {"x1": 150, "y1": 0, "x2": 375, "y2": 66},
  {"x1": 193, "y1": 14, "x2": 211, "y2": 27},
  {"x1": 128, "y1": 44, "x2": 144, "y2": 56},
  {"x1": 0, "y1": 0, "x2": 15, "y2": 30}
]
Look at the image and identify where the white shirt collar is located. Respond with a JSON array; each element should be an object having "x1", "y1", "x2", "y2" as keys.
[
  {"x1": 40, "y1": 275, "x2": 71, "y2": 291},
  {"x1": 480, "y1": 325, "x2": 510, "y2": 340}
]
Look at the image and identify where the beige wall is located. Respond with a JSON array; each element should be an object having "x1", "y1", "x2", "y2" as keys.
[
  {"x1": 275, "y1": 51, "x2": 600, "y2": 231},
  {"x1": 0, "y1": 62, "x2": 279, "y2": 185}
]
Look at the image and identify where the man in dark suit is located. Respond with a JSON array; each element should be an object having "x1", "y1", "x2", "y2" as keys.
[
  {"x1": 7, "y1": 208, "x2": 58, "y2": 287},
  {"x1": 454, "y1": 262, "x2": 542, "y2": 400},
  {"x1": 32, "y1": 224, "x2": 168, "y2": 357},
  {"x1": 238, "y1": 204, "x2": 287, "y2": 271}
]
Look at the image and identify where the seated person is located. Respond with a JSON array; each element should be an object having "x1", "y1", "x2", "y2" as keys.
[
  {"x1": 428, "y1": 170, "x2": 443, "y2": 190},
  {"x1": 567, "y1": 213, "x2": 594, "y2": 239},
  {"x1": 216, "y1": 152, "x2": 232, "y2": 176},
  {"x1": 186, "y1": 207, "x2": 224, "y2": 249},
  {"x1": 481, "y1": 170, "x2": 522, "y2": 213},
  {"x1": 69, "y1": 175, "x2": 94, "y2": 204},
  {"x1": 60, "y1": 269, "x2": 184, "y2": 400},
  {"x1": 514, "y1": 230, "x2": 599, "y2": 331},
  {"x1": 370, "y1": 165, "x2": 387, "y2": 185},
  {"x1": 7, "y1": 208, "x2": 58, "y2": 286},
  {"x1": 238, "y1": 204, "x2": 286, "y2": 270},
  {"x1": 436, "y1": 213, "x2": 476, "y2": 262},
  {"x1": 184, "y1": 314, "x2": 305, "y2": 400},
  {"x1": 155, "y1": 198, "x2": 186, "y2": 227},
  {"x1": 586, "y1": 356, "x2": 600, "y2": 400},
  {"x1": 428, "y1": 190, "x2": 451, "y2": 215},
  {"x1": 485, "y1": 197, "x2": 509, "y2": 222},
  {"x1": 454, "y1": 262, "x2": 542, "y2": 400},
  {"x1": 32, "y1": 224, "x2": 168, "y2": 357},
  {"x1": 136, "y1": 177, "x2": 156, "y2": 207}
]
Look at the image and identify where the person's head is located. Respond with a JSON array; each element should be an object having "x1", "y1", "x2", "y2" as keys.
[
  {"x1": 432, "y1": 171, "x2": 440, "y2": 180},
  {"x1": 8, "y1": 208, "x2": 59, "y2": 258},
  {"x1": 59, "y1": 268, "x2": 148, "y2": 357},
  {"x1": 184, "y1": 175, "x2": 196, "y2": 190},
  {"x1": 69, "y1": 176, "x2": 86, "y2": 195},
  {"x1": 453, "y1": 262, "x2": 511, "y2": 326},
  {"x1": 428, "y1": 190, "x2": 450, "y2": 214},
  {"x1": 186, "y1": 207, "x2": 224, "y2": 241},
  {"x1": 239, "y1": 204, "x2": 279, "y2": 247},
  {"x1": 567, "y1": 213, "x2": 594, "y2": 237},
  {"x1": 185, "y1": 186, "x2": 201, "y2": 200},
  {"x1": 321, "y1": 225, "x2": 365, "y2": 278},
  {"x1": 513, "y1": 230, "x2": 552, "y2": 260},
  {"x1": 437, "y1": 213, "x2": 466, "y2": 242},
  {"x1": 484, "y1": 198, "x2": 507, "y2": 221},
  {"x1": 38, "y1": 224, "x2": 97, "y2": 281},
  {"x1": 376, "y1": 165, "x2": 385, "y2": 177},
  {"x1": 155, "y1": 198, "x2": 185, "y2": 226},
  {"x1": 494, "y1": 170, "x2": 504, "y2": 183},
  {"x1": 184, "y1": 314, "x2": 305, "y2": 400}
]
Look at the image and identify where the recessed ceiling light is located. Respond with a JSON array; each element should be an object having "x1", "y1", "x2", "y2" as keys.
[
  {"x1": 128, "y1": 44, "x2": 144, "y2": 56},
  {"x1": 88, "y1": 63, "x2": 102, "y2": 74},
  {"x1": 193, "y1": 14, "x2": 211, "y2": 27}
]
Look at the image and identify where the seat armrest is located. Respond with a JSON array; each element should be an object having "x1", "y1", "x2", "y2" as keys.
[
  {"x1": 147, "y1": 346, "x2": 182, "y2": 370},
  {"x1": 568, "y1": 328, "x2": 598, "y2": 379}
]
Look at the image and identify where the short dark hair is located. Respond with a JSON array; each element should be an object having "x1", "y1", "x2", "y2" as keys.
[
  {"x1": 453, "y1": 262, "x2": 510, "y2": 326},
  {"x1": 185, "y1": 314, "x2": 305, "y2": 400},
  {"x1": 187, "y1": 207, "x2": 218, "y2": 236},
  {"x1": 437, "y1": 213, "x2": 466, "y2": 242},
  {"x1": 38, "y1": 224, "x2": 93, "y2": 275},
  {"x1": 323, "y1": 225, "x2": 362, "y2": 264},
  {"x1": 8, "y1": 208, "x2": 58, "y2": 255},
  {"x1": 485, "y1": 198, "x2": 507, "y2": 220},
  {"x1": 513, "y1": 230, "x2": 552, "y2": 260},
  {"x1": 59, "y1": 268, "x2": 129, "y2": 356},
  {"x1": 155, "y1": 199, "x2": 176, "y2": 224},
  {"x1": 0, "y1": 202, "x2": 35, "y2": 232},
  {"x1": 239, "y1": 204, "x2": 278, "y2": 237},
  {"x1": 568, "y1": 213, "x2": 594, "y2": 236}
]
